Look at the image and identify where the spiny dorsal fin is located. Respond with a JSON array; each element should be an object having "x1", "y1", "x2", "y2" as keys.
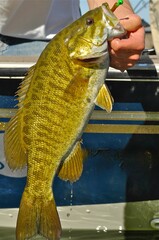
[
  {"x1": 16, "y1": 65, "x2": 35, "y2": 109},
  {"x1": 95, "y1": 84, "x2": 114, "y2": 112},
  {"x1": 4, "y1": 65, "x2": 35, "y2": 170},
  {"x1": 58, "y1": 141, "x2": 87, "y2": 183}
]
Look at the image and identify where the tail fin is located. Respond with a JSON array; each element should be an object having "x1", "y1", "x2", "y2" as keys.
[{"x1": 16, "y1": 189, "x2": 61, "y2": 240}]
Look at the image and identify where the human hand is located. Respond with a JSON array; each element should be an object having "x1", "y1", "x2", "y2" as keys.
[{"x1": 109, "y1": 14, "x2": 145, "y2": 71}]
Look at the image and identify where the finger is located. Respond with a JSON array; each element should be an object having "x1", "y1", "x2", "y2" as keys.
[
  {"x1": 109, "y1": 27, "x2": 145, "y2": 52},
  {"x1": 110, "y1": 48, "x2": 141, "y2": 60},
  {"x1": 110, "y1": 59, "x2": 136, "y2": 71},
  {"x1": 109, "y1": 52, "x2": 140, "y2": 71},
  {"x1": 120, "y1": 14, "x2": 142, "y2": 32}
]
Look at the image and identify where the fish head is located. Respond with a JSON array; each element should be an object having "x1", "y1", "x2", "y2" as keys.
[{"x1": 65, "y1": 3, "x2": 126, "y2": 61}]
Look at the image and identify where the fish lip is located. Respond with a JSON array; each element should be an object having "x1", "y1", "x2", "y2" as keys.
[
  {"x1": 101, "y1": 3, "x2": 126, "y2": 40},
  {"x1": 102, "y1": 3, "x2": 111, "y2": 15},
  {"x1": 109, "y1": 23, "x2": 126, "y2": 40}
]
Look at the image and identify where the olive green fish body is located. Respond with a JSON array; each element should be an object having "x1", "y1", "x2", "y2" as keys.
[
  {"x1": 4, "y1": 3, "x2": 125, "y2": 240},
  {"x1": 20, "y1": 29, "x2": 109, "y2": 188}
]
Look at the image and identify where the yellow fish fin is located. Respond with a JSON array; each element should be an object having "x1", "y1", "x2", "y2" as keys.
[
  {"x1": 4, "y1": 113, "x2": 27, "y2": 170},
  {"x1": 3, "y1": 66, "x2": 36, "y2": 169},
  {"x1": 95, "y1": 84, "x2": 114, "y2": 113},
  {"x1": 16, "y1": 65, "x2": 35, "y2": 109},
  {"x1": 58, "y1": 141, "x2": 87, "y2": 183},
  {"x1": 16, "y1": 189, "x2": 61, "y2": 240}
]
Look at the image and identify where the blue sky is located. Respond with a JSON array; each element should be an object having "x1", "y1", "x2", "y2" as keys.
[{"x1": 80, "y1": 0, "x2": 150, "y2": 23}]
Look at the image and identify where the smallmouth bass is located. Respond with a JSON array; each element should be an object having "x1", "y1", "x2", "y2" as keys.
[{"x1": 4, "y1": 3, "x2": 125, "y2": 240}]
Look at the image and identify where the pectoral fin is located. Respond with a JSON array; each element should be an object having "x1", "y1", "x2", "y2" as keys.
[
  {"x1": 58, "y1": 141, "x2": 87, "y2": 183},
  {"x1": 95, "y1": 84, "x2": 114, "y2": 112}
]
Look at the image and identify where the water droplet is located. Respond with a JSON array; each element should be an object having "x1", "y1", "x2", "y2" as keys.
[
  {"x1": 119, "y1": 226, "x2": 123, "y2": 233},
  {"x1": 103, "y1": 226, "x2": 107, "y2": 232},
  {"x1": 130, "y1": 86, "x2": 135, "y2": 93},
  {"x1": 86, "y1": 209, "x2": 91, "y2": 213},
  {"x1": 119, "y1": 226, "x2": 122, "y2": 230},
  {"x1": 96, "y1": 226, "x2": 102, "y2": 232},
  {"x1": 70, "y1": 182, "x2": 74, "y2": 206},
  {"x1": 68, "y1": 228, "x2": 72, "y2": 240}
]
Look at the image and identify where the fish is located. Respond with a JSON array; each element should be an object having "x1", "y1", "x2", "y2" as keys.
[{"x1": 4, "y1": 3, "x2": 125, "y2": 240}]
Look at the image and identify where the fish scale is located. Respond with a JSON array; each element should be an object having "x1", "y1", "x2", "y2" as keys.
[{"x1": 4, "y1": 3, "x2": 125, "y2": 240}]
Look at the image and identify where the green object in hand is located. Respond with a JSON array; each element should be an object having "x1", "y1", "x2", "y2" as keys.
[
  {"x1": 111, "y1": 0, "x2": 124, "y2": 12},
  {"x1": 117, "y1": 0, "x2": 123, "y2": 6}
]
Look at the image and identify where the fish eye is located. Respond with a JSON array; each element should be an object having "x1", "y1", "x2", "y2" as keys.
[{"x1": 86, "y1": 18, "x2": 94, "y2": 26}]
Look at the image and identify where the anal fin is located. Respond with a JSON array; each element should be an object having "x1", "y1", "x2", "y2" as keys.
[{"x1": 58, "y1": 141, "x2": 87, "y2": 182}]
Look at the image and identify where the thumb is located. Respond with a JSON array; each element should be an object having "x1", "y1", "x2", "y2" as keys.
[{"x1": 120, "y1": 14, "x2": 142, "y2": 32}]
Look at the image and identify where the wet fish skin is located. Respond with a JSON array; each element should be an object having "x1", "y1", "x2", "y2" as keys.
[{"x1": 4, "y1": 3, "x2": 125, "y2": 240}]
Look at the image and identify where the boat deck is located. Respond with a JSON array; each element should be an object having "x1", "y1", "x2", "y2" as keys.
[{"x1": 1, "y1": 54, "x2": 159, "y2": 231}]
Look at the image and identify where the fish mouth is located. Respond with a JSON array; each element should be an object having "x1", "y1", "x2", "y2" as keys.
[
  {"x1": 74, "y1": 50, "x2": 108, "y2": 65},
  {"x1": 74, "y1": 48, "x2": 108, "y2": 65},
  {"x1": 73, "y1": 37, "x2": 108, "y2": 62},
  {"x1": 102, "y1": 3, "x2": 126, "y2": 40}
]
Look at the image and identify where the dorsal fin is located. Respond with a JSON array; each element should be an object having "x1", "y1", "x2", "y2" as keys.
[
  {"x1": 4, "y1": 65, "x2": 36, "y2": 170},
  {"x1": 4, "y1": 115, "x2": 27, "y2": 170},
  {"x1": 16, "y1": 65, "x2": 35, "y2": 109}
]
